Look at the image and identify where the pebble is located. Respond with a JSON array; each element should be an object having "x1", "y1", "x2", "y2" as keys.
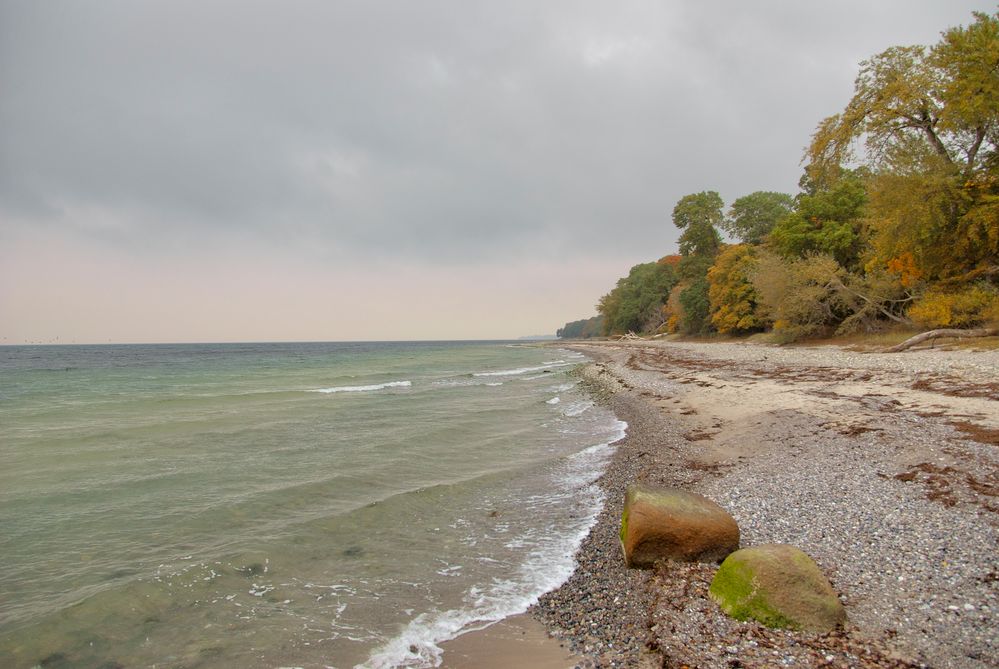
[{"x1": 531, "y1": 341, "x2": 999, "y2": 669}]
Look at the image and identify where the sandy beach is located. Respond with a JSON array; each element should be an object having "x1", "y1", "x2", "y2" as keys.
[{"x1": 447, "y1": 339, "x2": 999, "y2": 668}]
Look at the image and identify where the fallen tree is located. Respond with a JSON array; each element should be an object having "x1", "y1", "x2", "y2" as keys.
[{"x1": 883, "y1": 328, "x2": 999, "y2": 352}]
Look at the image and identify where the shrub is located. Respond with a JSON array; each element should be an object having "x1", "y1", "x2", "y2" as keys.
[
  {"x1": 908, "y1": 285, "x2": 999, "y2": 328},
  {"x1": 751, "y1": 252, "x2": 849, "y2": 342}
]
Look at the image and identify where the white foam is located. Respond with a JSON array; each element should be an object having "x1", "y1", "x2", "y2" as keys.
[
  {"x1": 472, "y1": 361, "x2": 571, "y2": 377},
  {"x1": 358, "y1": 419, "x2": 629, "y2": 669},
  {"x1": 432, "y1": 379, "x2": 504, "y2": 388},
  {"x1": 546, "y1": 396, "x2": 561, "y2": 405},
  {"x1": 310, "y1": 381, "x2": 412, "y2": 394},
  {"x1": 562, "y1": 400, "x2": 595, "y2": 417}
]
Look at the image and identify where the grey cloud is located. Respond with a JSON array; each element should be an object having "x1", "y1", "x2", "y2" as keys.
[{"x1": 0, "y1": 0, "x2": 989, "y2": 261}]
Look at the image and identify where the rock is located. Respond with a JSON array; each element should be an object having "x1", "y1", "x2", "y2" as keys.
[
  {"x1": 620, "y1": 483, "x2": 739, "y2": 567},
  {"x1": 709, "y1": 544, "x2": 847, "y2": 632}
]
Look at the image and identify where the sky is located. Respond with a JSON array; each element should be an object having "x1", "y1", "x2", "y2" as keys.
[{"x1": 0, "y1": 1, "x2": 992, "y2": 344}]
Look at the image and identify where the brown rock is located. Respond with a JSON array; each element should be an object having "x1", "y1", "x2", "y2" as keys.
[{"x1": 620, "y1": 483, "x2": 739, "y2": 568}]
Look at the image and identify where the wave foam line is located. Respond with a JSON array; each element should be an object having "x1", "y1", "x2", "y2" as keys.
[
  {"x1": 472, "y1": 361, "x2": 570, "y2": 378},
  {"x1": 359, "y1": 420, "x2": 628, "y2": 669},
  {"x1": 310, "y1": 381, "x2": 412, "y2": 394}
]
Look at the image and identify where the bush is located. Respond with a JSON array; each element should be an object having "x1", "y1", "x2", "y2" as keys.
[
  {"x1": 751, "y1": 252, "x2": 849, "y2": 342},
  {"x1": 908, "y1": 285, "x2": 999, "y2": 328}
]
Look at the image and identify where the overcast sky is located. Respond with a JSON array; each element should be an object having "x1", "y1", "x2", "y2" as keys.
[{"x1": 0, "y1": 1, "x2": 991, "y2": 343}]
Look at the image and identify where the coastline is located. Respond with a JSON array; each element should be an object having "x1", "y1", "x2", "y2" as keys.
[{"x1": 446, "y1": 340, "x2": 999, "y2": 668}]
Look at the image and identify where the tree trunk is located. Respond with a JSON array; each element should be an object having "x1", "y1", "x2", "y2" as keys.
[{"x1": 883, "y1": 328, "x2": 999, "y2": 352}]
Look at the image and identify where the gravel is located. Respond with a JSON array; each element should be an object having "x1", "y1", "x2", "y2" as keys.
[{"x1": 531, "y1": 341, "x2": 999, "y2": 669}]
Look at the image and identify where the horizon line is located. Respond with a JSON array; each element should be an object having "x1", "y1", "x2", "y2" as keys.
[{"x1": 0, "y1": 336, "x2": 561, "y2": 347}]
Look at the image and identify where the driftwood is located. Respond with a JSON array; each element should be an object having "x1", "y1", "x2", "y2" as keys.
[{"x1": 883, "y1": 327, "x2": 999, "y2": 352}]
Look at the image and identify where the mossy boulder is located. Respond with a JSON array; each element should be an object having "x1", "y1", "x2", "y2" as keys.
[
  {"x1": 709, "y1": 544, "x2": 847, "y2": 632},
  {"x1": 620, "y1": 483, "x2": 739, "y2": 568}
]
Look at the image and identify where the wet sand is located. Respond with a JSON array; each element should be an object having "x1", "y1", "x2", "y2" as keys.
[{"x1": 439, "y1": 614, "x2": 580, "y2": 669}]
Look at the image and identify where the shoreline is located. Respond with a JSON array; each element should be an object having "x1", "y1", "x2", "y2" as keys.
[{"x1": 450, "y1": 340, "x2": 998, "y2": 668}]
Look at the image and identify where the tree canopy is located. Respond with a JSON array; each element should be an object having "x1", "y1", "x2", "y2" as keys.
[
  {"x1": 724, "y1": 191, "x2": 794, "y2": 244},
  {"x1": 672, "y1": 191, "x2": 723, "y2": 257},
  {"x1": 807, "y1": 10, "x2": 999, "y2": 282},
  {"x1": 597, "y1": 261, "x2": 679, "y2": 335},
  {"x1": 556, "y1": 316, "x2": 604, "y2": 339},
  {"x1": 768, "y1": 170, "x2": 867, "y2": 267},
  {"x1": 807, "y1": 11, "x2": 999, "y2": 181}
]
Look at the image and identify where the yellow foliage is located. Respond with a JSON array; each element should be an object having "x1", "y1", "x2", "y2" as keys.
[
  {"x1": 908, "y1": 285, "x2": 999, "y2": 327},
  {"x1": 707, "y1": 245, "x2": 765, "y2": 334},
  {"x1": 663, "y1": 285, "x2": 686, "y2": 334}
]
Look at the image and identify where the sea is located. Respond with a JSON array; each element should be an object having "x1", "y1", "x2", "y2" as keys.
[{"x1": 0, "y1": 341, "x2": 625, "y2": 669}]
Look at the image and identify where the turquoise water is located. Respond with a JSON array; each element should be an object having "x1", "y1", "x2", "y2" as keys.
[{"x1": 0, "y1": 342, "x2": 624, "y2": 668}]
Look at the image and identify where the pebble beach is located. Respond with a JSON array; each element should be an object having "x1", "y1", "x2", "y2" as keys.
[{"x1": 530, "y1": 340, "x2": 999, "y2": 669}]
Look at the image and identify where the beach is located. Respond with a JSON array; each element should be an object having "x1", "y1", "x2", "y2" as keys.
[{"x1": 451, "y1": 339, "x2": 998, "y2": 668}]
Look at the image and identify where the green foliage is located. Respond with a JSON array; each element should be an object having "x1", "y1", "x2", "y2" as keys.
[
  {"x1": 677, "y1": 254, "x2": 715, "y2": 282},
  {"x1": 769, "y1": 172, "x2": 867, "y2": 267},
  {"x1": 678, "y1": 276, "x2": 712, "y2": 335},
  {"x1": 908, "y1": 284, "x2": 999, "y2": 327},
  {"x1": 708, "y1": 245, "x2": 765, "y2": 334},
  {"x1": 673, "y1": 191, "x2": 723, "y2": 257},
  {"x1": 556, "y1": 316, "x2": 604, "y2": 339},
  {"x1": 597, "y1": 261, "x2": 679, "y2": 335},
  {"x1": 724, "y1": 191, "x2": 794, "y2": 244},
  {"x1": 665, "y1": 192, "x2": 725, "y2": 335}
]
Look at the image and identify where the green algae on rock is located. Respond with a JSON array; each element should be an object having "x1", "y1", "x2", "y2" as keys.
[
  {"x1": 620, "y1": 483, "x2": 739, "y2": 568},
  {"x1": 709, "y1": 544, "x2": 847, "y2": 632}
]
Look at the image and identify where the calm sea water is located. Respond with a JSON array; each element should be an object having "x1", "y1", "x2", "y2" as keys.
[{"x1": 0, "y1": 341, "x2": 624, "y2": 669}]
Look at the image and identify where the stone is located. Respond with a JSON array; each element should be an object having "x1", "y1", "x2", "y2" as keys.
[
  {"x1": 709, "y1": 544, "x2": 847, "y2": 632},
  {"x1": 620, "y1": 483, "x2": 739, "y2": 567}
]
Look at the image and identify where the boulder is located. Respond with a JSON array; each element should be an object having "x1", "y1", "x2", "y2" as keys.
[
  {"x1": 709, "y1": 544, "x2": 847, "y2": 632},
  {"x1": 620, "y1": 484, "x2": 739, "y2": 567}
]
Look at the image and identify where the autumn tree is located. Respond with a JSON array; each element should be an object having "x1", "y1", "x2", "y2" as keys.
[
  {"x1": 708, "y1": 244, "x2": 766, "y2": 333},
  {"x1": 724, "y1": 191, "x2": 794, "y2": 244},
  {"x1": 807, "y1": 11, "x2": 999, "y2": 284}
]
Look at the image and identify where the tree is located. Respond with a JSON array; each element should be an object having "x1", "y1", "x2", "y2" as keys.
[
  {"x1": 807, "y1": 11, "x2": 999, "y2": 283},
  {"x1": 751, "y1": 252, "x2": 851, "y2": 342},
  {"x1": 724, "y1": 192, "x2": 794, "y2": 244},
  {"x1": 678, "y1": 276, "x2": 712, "y2": 335},
  {"x1": 708, "y1": 244, "x2": 766, "y2": 333},
  {"x1": 556, "y1": 316, "x2": 604, "y2": 339},
  {"x1": 597, "y1": 261, "x2": 679, "y2": 335},
  {"x1": 673, "y1": 191, "x2": 723, "y2": 257},
  {"x1": 768, "y1": 170, "x2": 867, "y2": 267},
  {"x1": 668, "y1": 192, "x2": 724, "y2": 334}
]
